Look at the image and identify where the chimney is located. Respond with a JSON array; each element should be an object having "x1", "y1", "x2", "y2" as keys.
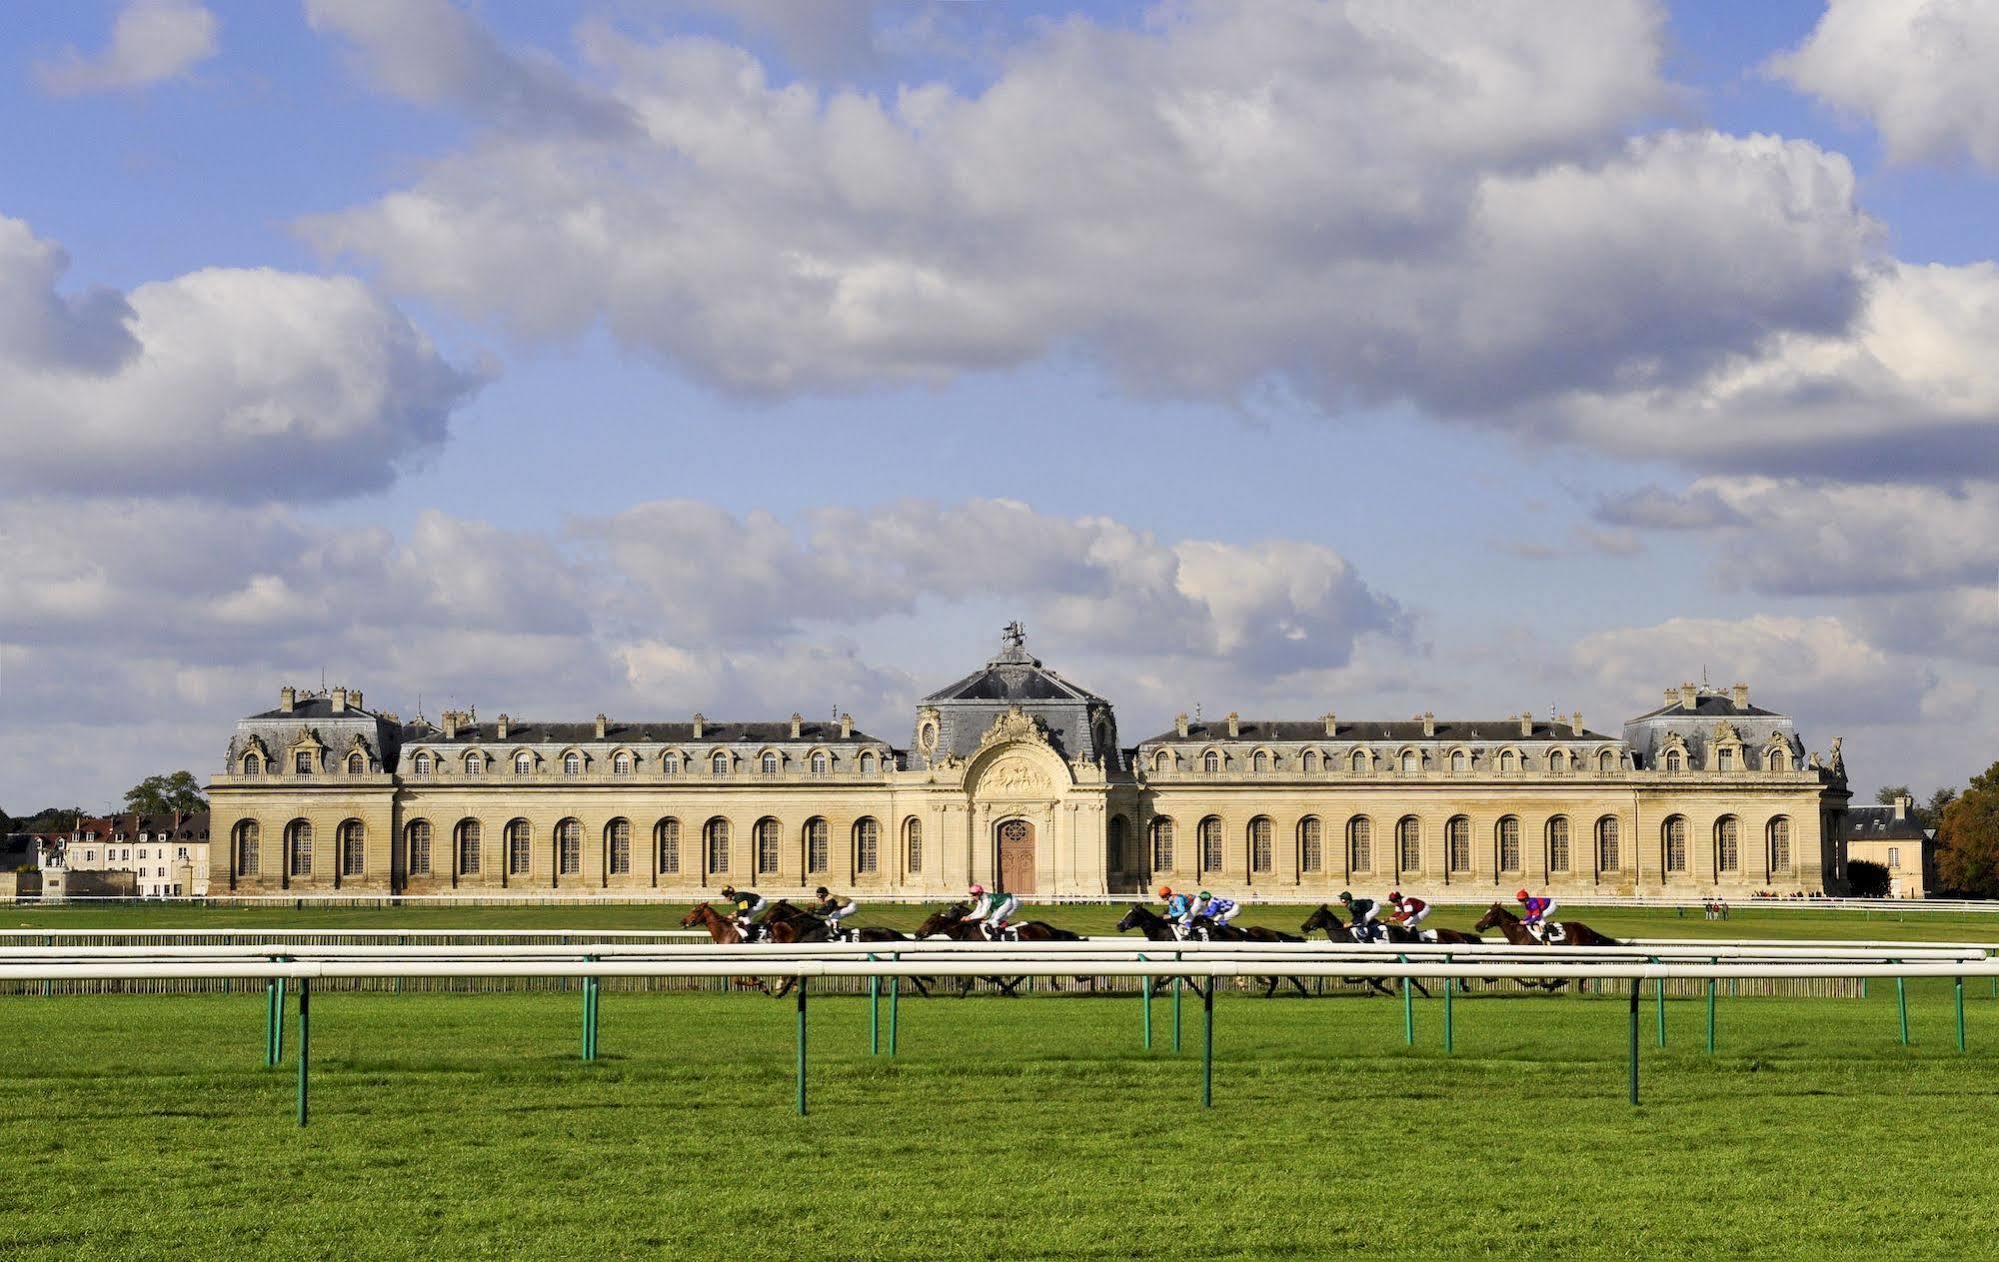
[
  {"x1": 331, "y1": 687, "x2": 348, "y2": 714},
  {"x1": 1679, "y1": 682, "x2": 1699, "y2": 711},
  {"x1": 1322, "y1": 712, "x2": 1337, "y2": 737},
  {"x1": 1519, "y1": 713, "x2": 1533, "y2": 738},
  {"x1": 496, "y1": 714, "x2": 509, "y2": 740},
  {"x1": 1571, "y1": 711, "x2": 1584, "y2": 736},
  {"x1": 1225, "y1": 712, "x2": 1240, "y2": 738},
  {"x1": 1895, "y1": 794, "x2": 1911, "y2": 820},
  {"x1": 595, "y1": 713, "x2": 608, "y2": 740},
  {"x1": 839, "y1": 712, "x2": 854, "y2": 739},
  {"x1": 790, "y1": 713, "x2": 803, "y2": 739},
  {"x1": 1664, "y1": 687, "x2": 1679, "y2": 707},
  {"x1": 1422, "y1": 711, "x2": 1436, "y2": 737},
  {"x1": 1174, "y1": 712, "x2": 1190, "y2": 738},
  {"x1": 442, "y1": 710, "x2": 459, "y2": 740},
  {"x1": 1731, "y1": 682, "x2": 1749, "y2": 709},
  {"x1": 280, "y1": 686, "x2": 296, "y2": 713},
  {"x1": 350, "y1": 690, "x2": 363, "y2": 711},
  {"x1": 692, "y1": 713, "x2": 705, "y2": 739}
]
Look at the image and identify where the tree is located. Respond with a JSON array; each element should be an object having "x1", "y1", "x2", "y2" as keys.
[
  {"x1": 1875, "y1": 784, "x2": 1912, "y2": 807},
  {"x1": 121, "y1": 772, "x2": 206, "y2": 818},
  {"x1": 1936, "y1": 760, "x2": 1999, "y2": 898},
  {"x1": 1847, "y1": 859, "x2": 1891, "y2": 898},
  {"x1": 1928, "y1": 786, "x2": 1960, "y2": 824}
]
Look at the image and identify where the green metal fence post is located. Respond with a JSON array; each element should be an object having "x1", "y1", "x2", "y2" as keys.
[
  {"x1": 1897, "y1": 975, "x2": 1910, "y2": 1046},
  {"x1": 1861, "y1": 977, "x2": 1869, "y2": 1000},
  {"x1": 1628, "y1": 979, "x2": 1640, "y2": 1106},
  {"x1": 869, "y1": 955, "x2": 880, "y2": 1057},
  {"x1": 1956, "y1": 977, "x2": 1966, "y2": 1053},
  {"x1": 1399, "y1": 954, "x2": 1413, "y2": 1047},
  {"x1": 888, "y1": 955, "x2": 899, "y2": 1059},
  {"x1": 1201, "y1": 979, "x2": 1214, "y2": 1109},
  {"x1": 274, "y1": 973, "x2": 287, "y2": 1064},
  {"x1": 1140, "y1": 955, "x2": 1152, "y2": 1050},
  {"x1": 795, "y1": 977, "x2": 808, "y2": 1117},
  {"x1": 296, "y1": 978, "x2": 310, "y2": 1128},
  {"x1": 265, "y1": 978, "x2": 278, "y2": 1067},
  {"x1": 1172, "y1": 974, "x2": 1183, "y2": 1055},
  {"x1": 1706, "y1": 976, "x2": 1716, "y2": 1055},
  {"x1": 1655, "y1": 973, "x2": 1666, "y2": 1049},
  {"x1": 581, "y1": 956, "x2": 598, "y2": 1062},
  {"x1": 1443, "y1": 973, "x2": 1454, "y2": 1055}
]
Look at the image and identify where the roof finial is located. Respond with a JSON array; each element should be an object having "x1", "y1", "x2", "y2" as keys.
[{"x1": 1002, "y1": 620, "x2": 1026, "y2": 650}]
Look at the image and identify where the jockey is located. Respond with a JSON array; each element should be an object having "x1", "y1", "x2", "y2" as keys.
[
  {"x1": 1388, "y1": 891, "x2": 1430, "y2": 931},
  {"x1": 1516, "y1": 889, "x2": 1558, "y2": 939},
  {"x1": 1339, "y1": 890, "x2": 1381, "y2": 940},
  {"x1": 963, "y1": 884, "x2": 1022, "y2": 939},
  {"x1": 812, "y1": 885, "x2": 858, "y2": 934},
  {"x1": 1159, "y1": 886, "x2": 1195, "y2": 935},
  {"x1": 719, "y1": 884, "x2": 768, "y2": 940},
  {"x1": 1192, "y1": 890, "x2": 1240, "y2": 927}
]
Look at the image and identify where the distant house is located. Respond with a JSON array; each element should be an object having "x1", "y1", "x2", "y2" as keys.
[
  {"x1": 1841, "y1": 796, "x2": 1936, "y2": 898},
  {"x1": 35, "y1": 812, "x2": 211, "y2": 899}
]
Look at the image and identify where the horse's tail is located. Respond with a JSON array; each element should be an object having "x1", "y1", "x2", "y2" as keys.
[{"x1": 1046, "y1": 924, "x2": 1083, "y2": 941}]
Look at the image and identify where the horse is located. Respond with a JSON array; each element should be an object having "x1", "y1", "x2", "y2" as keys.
[
  {"x1": 678, "y1": 903, "x2": 770, "y2": 993},
  {"x1": 1297, "y1": 904, "x2": 1427, "y2": 998},
  {"x1": 752, "y1": 900, "x2": 934, "y2": 997},
  {"x1": 1193, "y1": 916, "x2": 1313, "y2": 998},
  {"x1": 1473, "y1": 902, "x2": 1619, "y2": 947},
  {"x1": 913, "y1": 902, "x2": 1081, "y2": 943},
  {"x1": 1114, "y1": 904, "x2": 1211, "y2": 998}
]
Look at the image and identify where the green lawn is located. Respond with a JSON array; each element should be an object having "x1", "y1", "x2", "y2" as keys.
[
  {"x1": 2, "y1": 982, "x2": 1996, "y2": 1261},
  {"x1": 6, "y1": 898, "x2": 1998, "y2": 944}
]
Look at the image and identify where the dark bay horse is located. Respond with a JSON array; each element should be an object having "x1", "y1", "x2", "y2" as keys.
[
  {"x1": 679, "y1": 903, "x2": 770, "y2": 993},
  {"x1": 913, "y1": 902, "x2": 1081, "y2": 943},
  {"x1": 1474, "y1": 902, "x2": 1619, "y2": 947},
  {"x1": 1114, "y1": 904, "x2": 1212, "y2": 997},
  {"x1": 1298, "y1": 904, "x2": 1429, "y2": 998}
]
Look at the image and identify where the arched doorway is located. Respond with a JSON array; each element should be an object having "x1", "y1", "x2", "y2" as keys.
[{"x1": 997, "y1": 818, "x2": 1036, "y2": 894}]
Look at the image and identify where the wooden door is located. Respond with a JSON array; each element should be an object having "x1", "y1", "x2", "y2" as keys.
[{"x1": 998, "y1": 819, "x2": 1035, "y2": 895}]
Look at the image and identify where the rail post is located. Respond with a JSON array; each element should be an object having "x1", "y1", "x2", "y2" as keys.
[
  {"x1": 1706, "y1": 976, "x2": 1716, "y2": 1055},
  {"x1": 274, "y1": 970, "x2": 287, "y2": 1064},
  {"x1": 1172, "y1": 968, "x2": 1182, "y2": 1055},
  {"x1": 1897, "y1": 974, "x2": 1910, "y2": 1046},
  {"x1": 1399, "y1": 954, "x2": 1413, "y2": 1047},
  {"x1": 1139, "y1": 954, "x2": 1152, "y2": 1050},
  {"x1": 1628, "y1": 979, "x2": 1640, "y2": 1106},
  {"x1": 296, "y1": 977, "x2": 310, "y2": 1128},
  {"x1": 1442, "y1": 970, "x2": 1454, "y2": 1055},
  {"x1": 795, "y1": 977, "x2": 808, "y2": 1117},
  {"x1": 1655, "y1": 970, "x2": 1666, "y2": 1048},
  {"x1": 580, "y1": 956, "x2": 598, "y2": 1062},
  {"x1": 868, "y1": 956, "x2": 879, "y2": 1057},
  {"x1": 264, "y1": 976, "x2": 278, "y2": 1067},
  {"x1": 1957, "y1": 977, "x2": 1966, "y2": 1053},
  {"x1": 888, "y1": 955, "x2": 899, "y2": 1059},
  {"x1": 1201, "y1": 978, "x2": 1214, "y2": 1109}
]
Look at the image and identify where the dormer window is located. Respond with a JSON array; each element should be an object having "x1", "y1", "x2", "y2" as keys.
[
  {"x1": 295, "y1": 751, "x2": 314, "y2": 774},
  {"x1": 1203, "y1": 750, "x2": 1221, "y2": 773},
  {"x1": 712, "y1": 752, "x2": 731, "y2": 775},
  {"x1": 515, "y1": 752, "x2": 534, "y2": 775},
  {"x1": 347, "y1": 752, "x2": 366, "y2": 775},
  {"x1": 1301, "y1": 750, "x2": 1319, "y2": 774},
  {"x1": 242, "y1": 753, "x2": 262, "y2": 776},
  {"x1": 614, "y1": 752, "x2": 632, "y2": 776},
  {"x1": 1401, "y1": 750, "x2": 1419, "y2": 774},
  {"x1": 761, "y1": 752, "x2": 779, "y2": 775},
  {"x1": 1665, "y1": 751, "x2": 1683, "y2": 773},
  {"x1": 465, "y1": 752, "x2": 485, "y2": 776},
  {"x1": 810, "y1": 751, "x2": 829, "y2": 776},
  {"x1": 1451, "y1": 750, "x2": 1468, "y2": 773},
  {"x1": 1252, "y1": 750, "x2": 1269, "y2": 773},
  {"x1": 412, "y1": 752, "x2": 432, "y2": 776},
  {"x1": 1717, "y1": 748, "x2": 1734, "y2": 772},
  {"x1": 860, "y1": 751, "x2": 877, "y2": 775},
  {"x1": 563, "y1": 752, "x2": 581, "y2": 776},
  {"x1": 663, "y1": 753, "x2": 680, "y2": 775}
]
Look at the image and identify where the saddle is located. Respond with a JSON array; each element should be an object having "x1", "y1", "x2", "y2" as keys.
[{"x1": 979, "y1": 923, "x2": 1020, "y2": 943}]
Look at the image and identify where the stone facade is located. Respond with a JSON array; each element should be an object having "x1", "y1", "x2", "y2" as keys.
[{"x1": 208, "y1": 633, "x2": 1852, "y2": 901}]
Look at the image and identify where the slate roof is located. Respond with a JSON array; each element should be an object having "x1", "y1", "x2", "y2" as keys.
[
  {"x1": 247, "y1": 697, "x2": 384, "y2": 721},
  {"x1": 920, "y1": 643, "x2": 1108, "y2": 704},
  {"x1": 1841, "y1": 805, "x2": 1930, "y2": 842},
  {"x1": 404, "y1": 720, "x2": 882, "y2": 746},
  {"x1": 1141, "y1": 719, "x2": 1614, "y2": 744},
  {"x1": 1629, "y1": 695, "x2": 1781, "y2": 721}
]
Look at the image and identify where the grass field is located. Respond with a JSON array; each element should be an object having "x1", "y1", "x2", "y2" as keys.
[
  {"x1": 3, "y1": 981, "x2": 1998, "y2": 1261},
  {"x1": 6, "y1": 899, "x2": 1998, "y2": 943}
]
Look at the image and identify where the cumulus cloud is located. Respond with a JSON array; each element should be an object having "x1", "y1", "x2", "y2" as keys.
[
  {"x1": 0, "y1": 215, "x2": 482, "y2": 501},
  {"x1": 302, "y1": 2, "x2": 1904, "y2": 447},
  {"x1": 35, "y1": 0, "x2": 218, "y2": 96},
  {"x1": 1772, "y1": 0, "x2": 1999, "y2": 172}
]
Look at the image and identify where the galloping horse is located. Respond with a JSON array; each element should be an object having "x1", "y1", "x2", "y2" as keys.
[
  {"x1": 1114, "y1": 904, "x2": 1212, "y2": 998},
  {"x1": 755, "y1": 901, "x2": 933, "y2": 997},
  {"x1": 1298, "y1": 904, "x2": 1429, "y2": 998},
  {"x1": 679, "y1": 903, "x2": 770, "y2": 993},
  {"x1": 1474, "y1": 902, "x2": 1619, "y2": 947},
  {"x1": 913, "y1": 902, "x2": 1081, "y2": 943}
]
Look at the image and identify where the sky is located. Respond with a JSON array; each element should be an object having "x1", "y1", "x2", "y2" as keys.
[{"x1": 3, "y1": 0, "x2": 1998, "y2": 813}]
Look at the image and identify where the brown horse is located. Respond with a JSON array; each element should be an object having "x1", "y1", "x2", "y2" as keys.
[
  {"x1": 678, "y1": 903, "x2": 771, "y2": 993},
  {"x1": 1113, "y1": 904, "x2": 1212, "y2": 998},
  {"x1": 1194, "y1": 916, "x2": 1313, "y2": 999},
  {"x1": 752, "y1": 901, "x2": 934, "y2": 997},
  {"x1": 1297, "y1": 904, "x2": 1427, "y2": 998},
  {"x1": 1474, "y1": 902, "x2": 1619, "y2": 947},
  {"x1": 912, "y1": 902, "x2": 1081, "y2": 943}
]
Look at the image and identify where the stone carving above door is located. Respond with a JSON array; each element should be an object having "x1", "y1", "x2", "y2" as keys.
[{"x1": 981, "y1": 758, "x2": 1049, "y2": 796}]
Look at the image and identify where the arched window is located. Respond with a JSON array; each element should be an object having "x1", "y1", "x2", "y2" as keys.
[
  {"x1": 1451, "y1": 750, "x2": 1468, "y2": 773},
  {"x1": 1548, "y1": 750, "x2": 1566, "y2": 775},
  {"x1": 465, "y1": 752, "x2": 485, "y2": 776},
  {"x1": 1302, "y1": 749, "x2": 1320, "y2": 774},
  {"x1": 607, "y1": 818, "x2": 632, "y2": 875},
  {"x1": 1769, "y1": 748, "x2": 1790, "y2": 772},
  {"x1": 406, "y1": 820, "x2": 432, "y2": 876},
  {"x1": 1598, "y1": 748, "x2": 1615, "y2": 773},
  {"x1": 1402, "y1": 749, "x2": 1419, "y2": 774},
  {"x1": 234, "y1": 821, "x2": 260, "y2": 877},
  {"x1": 855, "y1": 818, "x2": 880, "y2": 874},
  {"x1": 339, "y1": 820, "x2": 365, "y2": 877},
  {"x1": 1108, "y1": 815, "x2": 1129, "y2": 870},
  {"x1": 1350, "y1": 749, "x2": 1369, "y2": 773},
  {"x1": 804, "y1": 817, "x2": 829, "y2": 873},
  {"x1": 654, "y1": 818, "x2": 679, "y2": 875},
  {"x1": 1396, "y1": 816, "x2": 1420, "y2": 873},
  {"x1": 1496, "y1": 816, "x2": 1521, "y2": 872},
  {"x1": 1715, "y1": 815, "x2": 1740, "y2": 873},
  {"x1": 662, "y1": 752, "x2": 681, "y2": 776},
  {"x1": 1298, "y1": 816, "x2": 1323, "y2": 873},
  {"x1": 1767, "y1": 817, "x2": 1791, "y2": 871},
  {"x1": 1663, "y1": 815, "x2": 1688, "y2": 872},
  {"x1": 242, "y1": 753, "x2": 262, "y2": 776},
  {"x1": 1198, "y1": 817, "x2": 1223, "y2": 872},
  {"x1": 1252, "y1": 750, "x2": 1269, "y2": 774},
  {"x1": 1347, "y1": 817, "x2": 1373, "y2": 871},
  {"x1": 1500, "y1": 750, "x2": 1517, "y2": 773},
  {"x1": 1665, "y1": 750, "x2": 1683, "y2": 773},
  {"x1": 761, "y1": 752, "x2": 779, "y2": 775},
  {"x1": 905, "y1": 817, "x2": 924, "y2": 874},
  {"x1": 1717, "y1": 747, "x2": 1735, "y2": 772},
  {"x1": 516, "y1": 752, "x2": 535, "y2": 775},
  {"x1": 1547, "y1": 816, "x2": 1571, "y2": 873},
  {"x1": 704, "y1": 818, "x2": 730, "y2": 874},
  {"x1": 1154, "y1": 750, "x2": 1172, "y2": 774},
  {"x1": 456, "y1": 819, "x2": 481, "y2": 875},
  {"x1": 1596, "y1": 816, "x2": 1620, "y2": 871},
  {"x1": 1447, "y1": 816, "x2": 1471, "y2": 872},
  {"x1": 348, "y1": 752, "x2": 366, "y2": 775},
  {"x1": 1203, "y1": 750, "x2": 1222, "y2": 774},
  {"x1": 295, "y1": 750, "x2": 315, "y2": 774},
  {"x1": 860, "y1": 752, "x2": 877, "y2": 775},
  {"x1": 1151, "y1": 818, "x2": 1176, "y2": 870},
  {"x1": 1249, "y1": 816, "x2": 1273, "y2": 873},
  {"x1": 755, "y1": 818, "x2": 780, "y2": 874},
  {"x1": 613, "y1": 751, "x2": 632, "y2": 776},
  {"x1": 412, "y1": 751, "x2": 431, "y2": 776},
  {"x1": 711, "y1": 751, "x2": 730, "y2": 776},
  {"x1": 564, "y1": 752, "x2": 582, "y2": 777},
  {"x1": 555, "y1": 819, "x2": 581, "y2": 876},
  {"x1": 506, "y1": 819, "x2": 531, "y2": 875},
  {"x1": 810, "y1": 751, "x2": 829, "y2": 776}
]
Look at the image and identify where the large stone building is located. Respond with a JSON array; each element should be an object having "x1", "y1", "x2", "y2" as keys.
[{"x1": 207, "y1": 629, "x2": 1852, "y2": 901}]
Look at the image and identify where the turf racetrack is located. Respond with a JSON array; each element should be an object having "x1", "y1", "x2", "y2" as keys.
[{"x1": 4, "y1": 978, "x2": 1998, "y2": 1260}]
